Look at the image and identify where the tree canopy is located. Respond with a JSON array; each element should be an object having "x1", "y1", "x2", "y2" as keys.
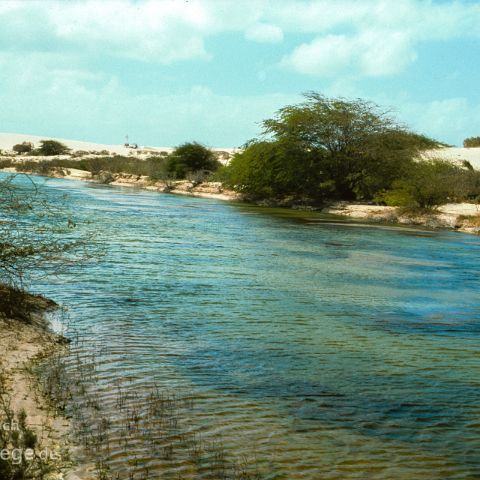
[
  {"x1": 464, "y1": 136, "x2": 480, "y2": 148},
  {"x1": 37, "y1": 140, "x2": 70, "y2": 156},
  {"x1": 225, "y1": 93, "x2": 444, "y2": 204},
  {"x1": 167, "y1": 142, "x2": 220, "y2": 178},
  {"x1": 12, "y1": 142, "x2": 33, "y2": 154}
]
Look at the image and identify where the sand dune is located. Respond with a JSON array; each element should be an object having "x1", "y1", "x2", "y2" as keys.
[
  {"x1": 424, "y1": 147, "x2": 480, "y2": 169},
  {"x1": 0, "y1": 132, "x2": 239, "y2": 157},
  {"x1": 1, "y1": 133, "x2": 479, "y2": 169}
]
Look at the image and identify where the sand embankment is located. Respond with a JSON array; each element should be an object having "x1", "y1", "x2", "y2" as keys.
[
  {"x1": 2, "y1": 165, "x2": 479, "y2": 233},
  {"x1": 1, "y1": 165, "x2": 242, "y2": 202},
  {"x1": 323, "y1": 202, "x2": 480, "y2": 234},
  {"x1": 0, "y1": 288, "x2": 72, "y2": 477}
]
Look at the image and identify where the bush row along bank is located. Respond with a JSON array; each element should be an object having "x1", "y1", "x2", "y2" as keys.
[{"x1": 4, "y1": 94, "x2": 480, "y2": 211}]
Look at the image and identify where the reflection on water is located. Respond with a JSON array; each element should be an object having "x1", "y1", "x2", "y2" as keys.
[{"x1": 27, "y1": 177, "x2": 480, "y2": 479}]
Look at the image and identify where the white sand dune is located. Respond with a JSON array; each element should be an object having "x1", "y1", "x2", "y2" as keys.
[
  {"x1": 1, "y1": 133, "x2": 479, "y2": 167},
  {"x1": 424, "y1": 147, "x2": 480, "y2": 169},
  {"x1": 0, "y1": 132, "x2": 239, "y2": 157},
  {"x1": 0, "y1": 132, "x2": 144, "y2": 155}
]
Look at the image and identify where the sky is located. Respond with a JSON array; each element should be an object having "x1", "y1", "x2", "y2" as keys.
[{"x1": 0, "y1": 0, "x2": 479, "y2": 148}]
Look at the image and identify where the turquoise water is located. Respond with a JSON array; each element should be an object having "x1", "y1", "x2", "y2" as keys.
[{"x1": 20, "y1": 176, "x2": 480, "y2": 478}]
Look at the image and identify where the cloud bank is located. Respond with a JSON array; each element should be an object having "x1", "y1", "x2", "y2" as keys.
[{"x1": 0, "y1": 0, "x2": 479, "y2": 146}]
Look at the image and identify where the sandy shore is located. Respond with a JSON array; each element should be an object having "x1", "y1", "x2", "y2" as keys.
[
  {"x1": 4, "y1": 166, "x2": 243, "y2": 202},
  {"x1": 0, "y1": 290, "x2": 72, "y2": 478},
  {"x1": 322, "y1": 202, "x2": 480, "y2": 234}
]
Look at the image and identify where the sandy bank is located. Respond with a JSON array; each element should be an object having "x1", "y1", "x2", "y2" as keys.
[
  {"x1": 424, "y1": 146, "x2": 480, "y2": 170},
  {"x1": 0, "y1": 288, "x2": 72, "y2": 478},
  {"x1": 322, "y1": 202, "x2": 480, "y2": 234},
  {"x1": 3, "y1": 166, "x2": 242, "y2": 202},
  {"x1": 112, "y1": 174, "x2": 242, "y2": 200},
  {"x1": 2, "y1": 166, "x2": 478, "y2": 234}
]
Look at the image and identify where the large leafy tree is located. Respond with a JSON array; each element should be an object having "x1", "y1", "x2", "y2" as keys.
[
  {"x1": 228, "y1": 93, "x2": 439, "y2": 201},
  {"x1": 167, "y1": 142, "x2": 220, "y2": 178},
  {"x1": 37, "y1": 140, "x2": 70, "y2": 156}
]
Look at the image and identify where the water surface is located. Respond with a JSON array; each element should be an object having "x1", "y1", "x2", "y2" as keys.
[{"x1": 26, "y1": 176, "x2": 480, "y2": 479}]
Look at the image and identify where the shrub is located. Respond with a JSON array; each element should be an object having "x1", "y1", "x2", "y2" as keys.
[
  {"x1": 223, "y1": 92, "x2": 439, "y2": 202},
  {"x1": 12, "y1": 142, "x2": 33, "y2": 154},
  {"x1": 380, "y1": 159, "x2": 480, "y2": 209},
  {"x1": 463, "y1": 136, "x2": 480, "y2": 148},
  {"x1": 36, "y1": 140, "x2": 70, "y2": 156},
  {"x1": 169, "y1": 142, "x2": 220, "y2": 178}
]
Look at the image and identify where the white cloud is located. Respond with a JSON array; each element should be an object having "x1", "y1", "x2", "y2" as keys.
[
  {"x1": 48, "y1": 0, "x2": 212, "y2": 63},
  {"x1": 245, "y1": 23, "x2": 283, "y2": 44},
  {"x1": 0, "y1": 0, "x2": 479, "y2": 146},
  {"x1": 0, "y1": 52, "x2": 299, "y2": 146},
  {"x1": 278, "y1": 0, "x2": 480, "y2": 77},
  {"x1": 281, "y1": 30, "x2": 416, "y2": 77},
  {"x1": 281, "y1": 35, "x2": 356, "y2": 76},
  {"x1": 401, "y1": 98, "x2": 480, "y2": 145},
  {"x1": 1, "y1": 0, "x2": 480, "y2": 72}
]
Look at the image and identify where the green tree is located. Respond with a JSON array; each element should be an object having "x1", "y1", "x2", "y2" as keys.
[
  {"x1": 167, "y1": 142, "x2": 220, "y2": 179},
  {"x1": 464, "y1": 136, "x2": 480, "y2": 148},
  {"x1": 12, "y1": 142, "x2": 33, "y2": 154},
  {"x1": 226, "y1": 139, "x2": 333, "y2": 202},
  {"x1": 380, "y1": 159, "x2": 479, "y2": 209},
  {"x1": 225, "y1": 93, "x2": 439, "y2": 202},
  {"x1": 37, "y1": 140, "x2": 70, "y2": 156}
]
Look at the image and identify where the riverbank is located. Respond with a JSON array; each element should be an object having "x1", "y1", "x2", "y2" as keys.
[
  {"x1": 322, "y1": 202, "x2": 480, "y2": 234},
  {"x1": 1, "y1": 166, "x2": 242, "y2": 202},
  {"x1": 2, "y1": 165, "x2": 479, "y2": 234},
  {"x1": 0, "y1": 286, "x2": 72, "y2": 479}
]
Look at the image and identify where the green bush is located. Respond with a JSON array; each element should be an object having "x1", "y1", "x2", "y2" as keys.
[
  {"x1": 379, "y1": 159, "x2": 480, "y2": 209},
  {"x1": 35, "y1": 140, "x2": 70, "y2": 156},
  {"x1": 167, "y1": 142, "x2": 220, "y2": 179},
  {"x1": 223, "y1": 92, "x2": 440, "y2": 203},
  {"x1": 12, "y1": 142, "x2": 33, "y2": 154},
  {"x1": 464, "y1": 136, "x2": 480, "y2": 148}
]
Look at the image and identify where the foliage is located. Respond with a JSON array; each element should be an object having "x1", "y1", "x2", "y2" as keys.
[
  {"x1": 167, "y1": 142, "x2": 220, "y2": 178},
  {"x1": 379, "y1": 159, "x2": 480, "y2": 209},
  {"x1": 36, "y1": 140, "x2": 70, "y2": 156},
  {"x1": 226, "y1": 140, "x2": 330, "y2": 202},
  {"x1": 0, "y1": 173, "x2": 91, "y2": 289},
  {"x1": 0, "y1": 401, "x2": 56, "y2": 479},
  {"x1": 12, "y1": 142, "x2": 33, "y2": 154},
  {"x1": 224, "y1": 93, "x2": 440, "y2": 203},
  {"x1": 463, "y1": 136, "x2": 480, "y2": 148},
  {"x1": 13, "y1": 155, "x2": 171, "y2": 180}
]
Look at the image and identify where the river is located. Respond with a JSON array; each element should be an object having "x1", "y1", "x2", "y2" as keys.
[{"x1": 25, "y1": 176, "x2": 480, "y2": 479}]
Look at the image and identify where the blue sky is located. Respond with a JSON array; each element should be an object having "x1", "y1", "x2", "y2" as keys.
[{"x1": 0, "y1": 0, "x2": 479, "y2": 147}]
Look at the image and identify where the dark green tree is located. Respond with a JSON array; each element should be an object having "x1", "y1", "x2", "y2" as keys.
[
  {"x1": 37, "y1": 140, "x2": 70, "y2": 156},
  {"x1": 167, "y1": 142, "x2": 220, "y2": 178},
  {"x1": 261, "y1": 92, "x2": 439, "y2": 199},
  {"x1": 12, "y1": 142, "x2": 33, "y2": 154},
  {"x1": 226, "y1": 139, "x2": 333, "y2": 202},
  {"x1": 464, "y1": 136, "x2": 480, "y2": 148},
  {"x1": 225, "y1": 93, "x2": 439, "y2": 202}
]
